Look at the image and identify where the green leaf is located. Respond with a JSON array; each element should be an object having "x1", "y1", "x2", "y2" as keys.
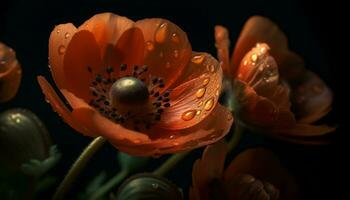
[
  {"x1": 117, "y1": 152, "x2": 149, "y2": 173},
  {"x1": 20, "y1": 145, "x2": 61, "y2": 177}
]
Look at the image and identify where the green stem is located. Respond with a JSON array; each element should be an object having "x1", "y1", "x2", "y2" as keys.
[
  {"x1": 52, "y1": 136, "x2": 106, "y2": 200},
  {"x1": 228, "y1": 124, "x2": 243, "y2": 152},
  {"x1": 89, "y1": 170, "x2": 129, "y2": 200},
  {"x1": 153, "y1": 151, "x2": 190, "y2": 176}
]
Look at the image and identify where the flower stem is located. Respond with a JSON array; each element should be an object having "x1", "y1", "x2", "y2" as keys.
[
  {"x1": 153, "y1": 151, "x2": 190, "y2": 176},
  {"x1": 89, "y1": 170, "x2": 129, "y2": 200},
  {"x1": 52, "y1": 136, "x2": 106, "y2": 200},
  {"x1": 228, "y1": 124, "x2": 243, "y2": 152}
]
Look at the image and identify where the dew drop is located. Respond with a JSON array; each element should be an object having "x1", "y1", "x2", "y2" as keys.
[
  {"x1": 155, "y1": 23, "x2": 168, "y2": 43},
  {"x1": 260, "y1": 47, "x2": 267, "y2": 54},
  {"x1": 152, "y1": 183, "x2": 159, "y2": 189},
  {"x1": 146, "y1": 41, "x2": 154, "y2": 51},
  {"x1": 196, "y1": 110, "x2": 201, "y2": 115},
  {"x1": 173, "y1": 50, "x2": 179, "y2": 58},
  {"x1": 251, "y1": 54, "x2": 258, "y2": 62},
  {"x1": 203, "y1": 78, "x2": 210, "y2": 86},
  {"x1": 196, "y1": 87, "x2": 206, "y2": 98},
  {"x1": 134, "y1": 139, "x2": 141, "y2": 144},
  {"x1": 64, "y1": 32, "x2": 70, "y2": 39},
  {"x1": 169, "y1": 135, "x2": 175, "y2": 139},
  {"x1": 58, "y1": 45, "x2": 66, "y2": 55},
  {"x1": 0, "y1": 60, "x2": 6, "y2": 65},
  {"x1": 215, "y1": 90, "x2": 220, "y2": 97},
  {"x1": 56, "y1": 29, "x2": 61, "y2": 34},
  {"x1": 191, "y1": 55, "x2": 205, "y2": 64},
  {"x1": 171, "y1": 32, "x2": 180, "y2": 43},
  {"x1": 197, "y1": 101, "x2": 203, "y2": 107},
  {"x1": 173, "y1": 142, "x2": 179, "y2": 146},
  {"x1": 165, "y1": 62, "x2": 171, "y2": 68},
  {"x1": 182, "y1": 110, "x2": 196, "y2": 121},
  {"x1": 243, "y1": 60, "x2": 248, "y2": 66},
  {"x1": 208, "y1": 64, "x2": 215, "y2": 72},
  {"x1": 204, "y1": 98, "x2": 214, "y2": 111},
  {"x1": 227, "y1": 113, "x2": 233, "y2": 121}
]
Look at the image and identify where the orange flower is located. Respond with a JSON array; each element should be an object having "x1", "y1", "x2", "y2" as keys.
[
  {"x1": 38, "y1": 13, "x2": 233, "y2": 156},
  {"x1": 215, "y1": 16, "x2": 334, "y2": 144},
  {"x1": 0, "y1": 42, "x2": 22, "y2": 103},
  {"x1": 190, "y1": 141, "x2": 300, "y2": 200}
]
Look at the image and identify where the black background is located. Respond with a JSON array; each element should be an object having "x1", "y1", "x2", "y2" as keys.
[{"x1": 1, "y1": 0, "x2": 346, "y2": 199}]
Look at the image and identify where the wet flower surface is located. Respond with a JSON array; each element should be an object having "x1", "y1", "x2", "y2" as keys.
[
  {"x1": 0, "y1": 42, "x2": 22, "y2": 103},
  {"x1": 215, "y1": 16, "x2": 334, "y2": 144},
  {"x1": 190, "y1": 141, "x2": 300, "y2": 200},
  {"x1": 38, "y1": 13, "x2": 233, "y2": 156}
]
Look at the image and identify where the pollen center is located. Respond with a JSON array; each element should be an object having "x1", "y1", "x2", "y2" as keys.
[{"x1": 109, "y1": 77, "x2": 149, "y2": 107}]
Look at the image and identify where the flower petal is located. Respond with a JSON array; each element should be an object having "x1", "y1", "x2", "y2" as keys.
[
  {"x1": 232, "y1": 16, "x2": 304, "y2": 80},
  {"x1": 112, "y1": 104, "x2": 232, "y2": 156},
  {"x1": 191, "y1": 140, "x2": 228, "y2": 200},
  {"x1": 78, "y1": 13, "x2": 134, "y2": 59},
  {"x1": 271, "y1": 123, "x2": 335, "y2": 137},
  {"x1": 135, "y1": 18, "x2": 192, "y2": 89},
  {"x1": 63, "y1": 30, "x2": 103, "y2": 101},
  {"x1": 224, "y1": 148, "x2": 300, "y2": 200},
  {"x1": 37, "y1": 76, "x2": 96, "y2": 136},
  {"x1": 290, "y1": 71, "x2": 333, "y2": 123},
  {"x1": 49, "y1": 23, "x2": 77, "y2": 89},
  {"x1": 157, "y1": 53, "x2": 223, "y2": 130},
  {"x1": 233, "y1": 80, "x2": 295, "y2": 129},
  {"x1": 214, "y1": 25, "x2": 232, "y2": 78}
]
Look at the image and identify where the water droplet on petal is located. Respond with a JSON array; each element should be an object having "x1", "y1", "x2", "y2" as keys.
[
  {"x1": 196, "y1": 110, "x2": 201, "y2": 115},
  {"x1": 208, "y1": 64, "x2": 215, "y2": 72},
  {"x1": 204, "y1": 98, "x2": 214, "y2": 111},
  {"x1": 215, "y1": 90, "x2": 220, "y2": 97},
  {"x1": 197, "y1": 101, "x2": 203, "y2": 107},
  {"x1": 243, "y1": 60, "x2": 248, "y2": 66},
  {"x1": 251, "y1": 54, "x2": 258, "y2": 62},
  {"x1": 173, "y1": 142, "x2": 179, "y2": 146},
  {"x1": 227, "y1": 113, "x2": 233, "y2": 121},
  {"x1": 65, "y1": 32, "x2": 70, "y2": 39},
  {"x1": 165, "y1": 62, "x2": 171, "y2": 68},
  {"x1": 56, "y1": 29, "x2": 61, "y2": 34},
  {"x1": 260, "y1": 47, "x2": 267, "y2": 54},
  {"x1": 155, "y1": 23, "x2": 168, "y2": 43},
  {"x1": 146, "y1": 41, "x2": 154, "y2": 51},
  {"x1": 134, "y1": 139, "x2": 141, "y2": 144},
  {"x1": 191, "y1": 55, "x2": 205, "y2": 64},
  {"x1": 171, "y1": 32, "x2": 180, "y2": 43},
  {"x1": 173, "y1": 50, "x2": 179, "y2": 58},
  {"x1": 196, "y1": 87, "x2": 206, "y2": 98},
  {"x1": 169, "y1": 135, "x2": 175, "y2": 139},
  {"x1": 58, "y1": 45, "x2": 66, "y2": 55},
  {"x1": 203, "y1": 78, "x2": 210, "y2": 86},
  {"x1": 182, "y1": 110, "x2": 196, "y2": 121}
]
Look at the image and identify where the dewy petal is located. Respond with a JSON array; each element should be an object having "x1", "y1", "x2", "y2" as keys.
[
  {"x1": 49, "y1": 23, "x2": 77, "y2": 89},
  {"x1": 135, "y1": 18, "x2": 192, "y2": 90},
  {"x1": 157, "y1": 53, "x2": 223, "y2": 130},
  {"x1": 78, "y1": 13, "x2": 134, "y2": 59},
  {"x1": 232, "y1": 16, "x2": 304, "y2": 80},
  {"x1": 233, "y1": 80, "x2": 295, "y2": 129},
  {"x1": 223, "y1": 148, "x2": 300, "y2": 200},
  {"x1": 111, "y1": 104, "x2": 232, "y2": 156},
  {"x1": 63, "y1": 30, "x2": 103, "y2": 101},
  {"x1": 0, "y1": 42, "x2": 22, "y2": 103},
  {"x1": 191, "y1": 140, "x2": 228, "y2": 200},
  {"x1": 290, "y1": 70, "x2": 333, "y2": 123},
  {"x1": 37, "y1": 76, "x2": 96, "y2": 136}
]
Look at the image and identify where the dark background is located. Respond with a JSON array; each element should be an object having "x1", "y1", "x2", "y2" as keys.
[{"x1": 1, "y1": 0, "x2": 346, "y2": 199}]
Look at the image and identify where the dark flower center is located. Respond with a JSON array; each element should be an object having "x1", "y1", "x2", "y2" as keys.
[
  {"x1": 110, "y1": 77, "x2": 149, "y2": 107},
  {"x1": 87, "y1": 64, "x2": 171, "y2": 131}
]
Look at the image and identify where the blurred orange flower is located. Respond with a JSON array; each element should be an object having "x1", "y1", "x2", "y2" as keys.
[
  {"x1": 190, "y1": 141, "x2": 300, "y2": 200},
  {"x1": 38, "y1": 13, "x2": 233, "y2": 156},
  {"x1": 0, "y1": 42, "x2": 22, "y2": 103},
  {"x1": 215, "y1": 16, "x2": 334, "y2": 144}
]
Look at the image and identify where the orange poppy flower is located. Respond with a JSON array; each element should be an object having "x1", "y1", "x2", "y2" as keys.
[
  {"x1": 38, "y1": 13, "x2": 233, "y2": 156},
  {"x1": 190, "y1": 141, "x2": 300, "y2": 200},
  {"x1": 215, "y1": 16, "x2": 334, "y2": 144},
  {"x1": 0, "y1": 42, "x2": 22, "y2": 103}
]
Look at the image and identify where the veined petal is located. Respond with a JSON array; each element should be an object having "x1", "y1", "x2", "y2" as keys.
[
  {"x1": 135, "y1": 18, "x2": 192, "y2": 90},
  {"x1": 157, "y1": 53, "x2": 222, "y2": 130},
  {"x1": 49, "y1": 23, "x2": 77, "y2": 89}
]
